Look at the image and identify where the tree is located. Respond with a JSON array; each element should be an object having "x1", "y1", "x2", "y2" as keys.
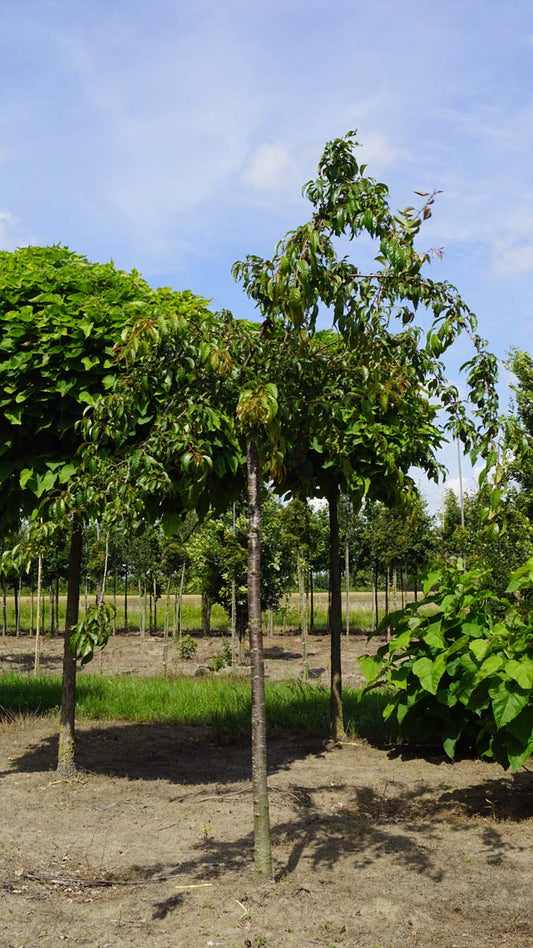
[
  {"x1": 0, "y1": 245, "x2": 188, "y2": 773},
  {"x1": 233, "y1": 131, "x2": 499, "y2": 740}
]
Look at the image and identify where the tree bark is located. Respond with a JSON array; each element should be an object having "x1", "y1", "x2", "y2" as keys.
[
  {"x1": 57, "y1": 518, "x2": 83, "y2": 775},
  {"x1": 298, "y1": 550, "x2": 308, "y2": 682},
  {"x1": 124, "y1": 566, "x2": 129, "y2": 632},
  {"x1": 201, "y1": 592, "x2": 212, "y2": 637},
  {"x1": 247, "y1": 438, "x2": 273, "y2": 882},
  {"x1": 345, "y1": 540, "x2": 350, "y2": 638},
  {"x1": 328, "y1": 486, "x2": 345, "y2": 742},
  {"x1": 34, "y1": 553, "x2": 42, "y2": 674}
]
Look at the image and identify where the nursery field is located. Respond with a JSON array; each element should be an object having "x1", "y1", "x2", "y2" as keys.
[{"x1": 1, "y1": 631, "x2": 532, "y2": 948}]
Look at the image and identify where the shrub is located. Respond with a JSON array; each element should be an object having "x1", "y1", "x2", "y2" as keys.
[
  {"x1": 360, "y1": 559, "x2": 533, "y2": 771},
  {"x1": 178, "y1": 634, "x2": 197, "y2": 660}
]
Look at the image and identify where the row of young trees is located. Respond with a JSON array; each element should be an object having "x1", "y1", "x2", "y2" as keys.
[{"x1": 0, "y1": 132, "x2": 504, "y2": 879}]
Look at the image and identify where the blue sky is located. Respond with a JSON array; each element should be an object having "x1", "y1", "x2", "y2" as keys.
[{"x1": 2, "y1": 0, "x2": 533, "y2": 509}]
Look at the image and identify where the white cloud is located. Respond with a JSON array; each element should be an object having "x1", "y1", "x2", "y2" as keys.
[
  {"x1": 243, "y1": 143, "x2": 291, "y2": 191},
  {"x1": 0, "y1": 211, "x2": 32, "y2": 251},
  {"x1": 492, "y1": 220, "x2": 533, "y2": 276}
]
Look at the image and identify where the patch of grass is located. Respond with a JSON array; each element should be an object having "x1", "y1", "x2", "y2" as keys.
[{"x1": 0, "y1": 672, "x2": 394, "y2": 744}]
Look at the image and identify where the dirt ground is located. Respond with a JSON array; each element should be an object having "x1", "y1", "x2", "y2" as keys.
[{"x1": 1, "y1": 632, "x2": 533, "y2": 948}]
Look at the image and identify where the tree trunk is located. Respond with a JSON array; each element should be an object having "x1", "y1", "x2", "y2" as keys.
[
  {"x1": 177, "y1": 561, "x2": 186, "y2": 642},
  {"x1": 201, "y1": 592, "x2": 212, "y2": 637},
  {"x1": 124, "y1": 566, "x2": 129, "y2": 632},
  {"x1": 310, "y1": 570, "x2": 314, "y2": 633},
  {"x1": 385, "y1": 565, "x2": 390, "y2": 643},
  {"x1": 34, "y1": 553, "x2": 42, "y2": 674},
  {"x1": 298, "y1": 550, "x2": 308, "y2": 682},
  {"x1": 57, "y1": 519, "x2": 83, "y2": 775},
  {"x1": 162, "y1": 575, "x2": 171, "y2": 675},
  {"x1": 2, "y1": 577, "x2": 6, "y2": 635},
  {"x1": 345, "y1": 540, "x2": 350, "y2": 638},
  {"x1": 113, "y1": 568, "x2": 117, "y2": 635},
  {"x1": 55, "y1": 577, "x2": 60, "y2": 636},
  {"x1": 373, "y1": 562, "x2": 379, "y2": 632},
  {"x1": 30, "y1": 572, "x2": 34, "y2": 636},
  {"x1": 138, "y1": 579, "x2": 145, "y2": 638},
  {"x1": 14, "y1": 579, "x2": 20, "y2": 637},
  {"x1": 328, "y1": 486, "x2": 345, "y2": 742},
  {"x1": 153, "y1": 572, "x2": 158, "y2": 634},
  {"x1": 247, "y1": 438, "x2": 272, "y2": 882}
]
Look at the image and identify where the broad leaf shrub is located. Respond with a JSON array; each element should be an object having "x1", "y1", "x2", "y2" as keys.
[{"x1": 360, "y1": 560, "x2": 533, "y2": 771}]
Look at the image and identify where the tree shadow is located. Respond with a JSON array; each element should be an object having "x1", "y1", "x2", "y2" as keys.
[
  {"x1": 3, "y1": 721, "x2": 326, "y2": 785},
  {"x1": 0, "y1": 653, "x2": 60, "y2": 672}
]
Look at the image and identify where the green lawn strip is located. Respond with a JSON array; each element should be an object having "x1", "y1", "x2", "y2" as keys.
[{"x1": 0, "y1": 673, "x2": 392, "y2": 743}]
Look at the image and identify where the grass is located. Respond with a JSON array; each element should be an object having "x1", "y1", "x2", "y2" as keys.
[
  {"x1": 0, "y1": 590, "x2": 401, "y2": 636},
  {"x1": 0, "y1": 672, "x2": 394, "y2": 744}
]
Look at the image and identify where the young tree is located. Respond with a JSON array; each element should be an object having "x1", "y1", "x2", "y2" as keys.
[{"x1": 233, "y1": 131, "x2": 499, "y2": 740}]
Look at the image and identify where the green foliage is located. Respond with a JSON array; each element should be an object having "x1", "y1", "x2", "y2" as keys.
[
  {"x1": 209, "y1": 640, "x2": 232, "y2": 672},
  {"x1": 70, "y1": 602, "x2": 115, "y2": 666},
  {"x1": 178, "y1": 633, "x2": 197, "y2": 660},
  {"x1": 361, "y1": 560, "x2": 533, "y2": 771},
  {"x1": 0, "y1": 245, "x2": 162, "y2": 528}
]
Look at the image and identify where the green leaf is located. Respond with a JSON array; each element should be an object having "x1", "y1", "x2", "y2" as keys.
[
  {"x1": 505, "y1": 658, "x2": 533, "y2": 691},
  {"x1": 469, "y1": 639, "x2": 490, "y2": 662},
  {"x1": 490, "y1": 682, "x2": 529, "y2": 728},
  {"x1": 412, "y1": 654, "x2": 446, "y2": 695}
]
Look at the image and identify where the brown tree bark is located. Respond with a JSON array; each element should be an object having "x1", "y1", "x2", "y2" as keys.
[
  {"x1": 57, "y1": 518, "x2": 83, "y2": 775},
  {"x1": 247, "y1": 438, "x2": 273, "y2": 882},
  {"x1": 328, "y1": 486, "x2": 345, "y2": 742}
]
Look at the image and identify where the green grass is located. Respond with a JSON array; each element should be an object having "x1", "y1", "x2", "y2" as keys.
[
  {"x1": 0, "y1": 672, "x2": 394, "y2": 744},
  {"x1": 0, "y1": 591, "x2": 384, "y2": 636}
]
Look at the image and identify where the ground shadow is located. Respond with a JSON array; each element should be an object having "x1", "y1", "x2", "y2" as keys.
[
  {"x1": 3, "y1": 721, "x2": 327, "y2": 785},
  {"x1": 0, "y1": 653, "x2": 60, "y2": 672}
]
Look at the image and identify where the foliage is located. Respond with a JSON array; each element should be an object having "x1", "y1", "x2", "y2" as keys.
[
  {"x1": 0, "y1": 245, "x2": 166, "y2": 530},
  {"x1": 361, "y1": 560, "x2": 533, "y2": 771},
  {"x1": 178, "y1": 633, "x2": 197, "y2": 660},
  {"x1": 70, "y1": 602, "x2": 116, "y2": 665}
]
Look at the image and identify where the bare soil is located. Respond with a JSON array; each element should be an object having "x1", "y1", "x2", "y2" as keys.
[{"x1": 1, "y1": 632, "x2": 533, "y2": 948}]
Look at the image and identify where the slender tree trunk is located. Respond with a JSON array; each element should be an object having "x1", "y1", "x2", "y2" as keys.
[
  {"x1": 124, "y1": 566, "x2": 129, "y2": 632},
  {"x1": 153, "y1": 573, "x2": 158, "y2": 634},
  {"x1": 149, "y1": 577, "x2": 153, "y2": 635},
  {"x1": 310, "y1": 570, "x2": 314, "y2": 633},
  {"x1": 345, "y1": 540, "x2": 350, "y2": 638},
  {"x1": 49, "y1": 584, "x2": 54, "y2": 635},
  {"x1": 268, "y1": 607, "x2": 274, "y2": 638},
  {"x1": 298, "y1": 550, "x2": 308, "y2": 682},
  {"x1": 84, "y1": 576, "x2": 88, "y2": 617},
  {"x1": 385, "y1": 565, "x2": 390, "y2": 642},
  {"x1": 14, "y1": 579, "x2": 20, "y2": 637},
  {"x1": 414, "y1": 576, "x2": 418, "y2": 604},
  {"x1": 162, "y1": 575, "x2": 171, "y2": 675},
  {"x1": 247, "y1": 438, "x2": 272, "y2": 882},
  {"x1": 328, "y1": 486, "x2": 345, "y2": 742},
  {"x1": 201, "y1": 592, "x2": 212, "y2": 637},
  {"x1": 138, "y1": 579, "x2": 145, "y2": 638},
  {"x1": 34, "y1": 553, "x2": 42, "y2": 674},
  {"x1": 57, "y1": 519, "x2": 83, "y2": 775},
  {"x1": 30, "y1": 573, "x2": 34, "y2": 636},
  {"x1": 55, "y1": 577, "x2": 60, "y2": 635},
  {"x1": 113, "y1": 567, "x2": 117, "y2": 635},
  {"x1": 373, "y1": 562, "x2": 379, "y2": 632},
  {"x1": 177, "y1": 561, "x2": 186, "y2": 642},
  {"x1": 2, "y1": 577, "x2": 6, "y2": 636}
]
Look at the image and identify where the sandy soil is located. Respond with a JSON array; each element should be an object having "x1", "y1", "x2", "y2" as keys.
[{"x1": 1, "y1": 632, "x2": 533, "y2": 948}]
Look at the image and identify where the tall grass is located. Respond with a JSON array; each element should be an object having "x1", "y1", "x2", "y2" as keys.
[{"x1": 0, "y1": 672, "x2": 394, "y2": 744}]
